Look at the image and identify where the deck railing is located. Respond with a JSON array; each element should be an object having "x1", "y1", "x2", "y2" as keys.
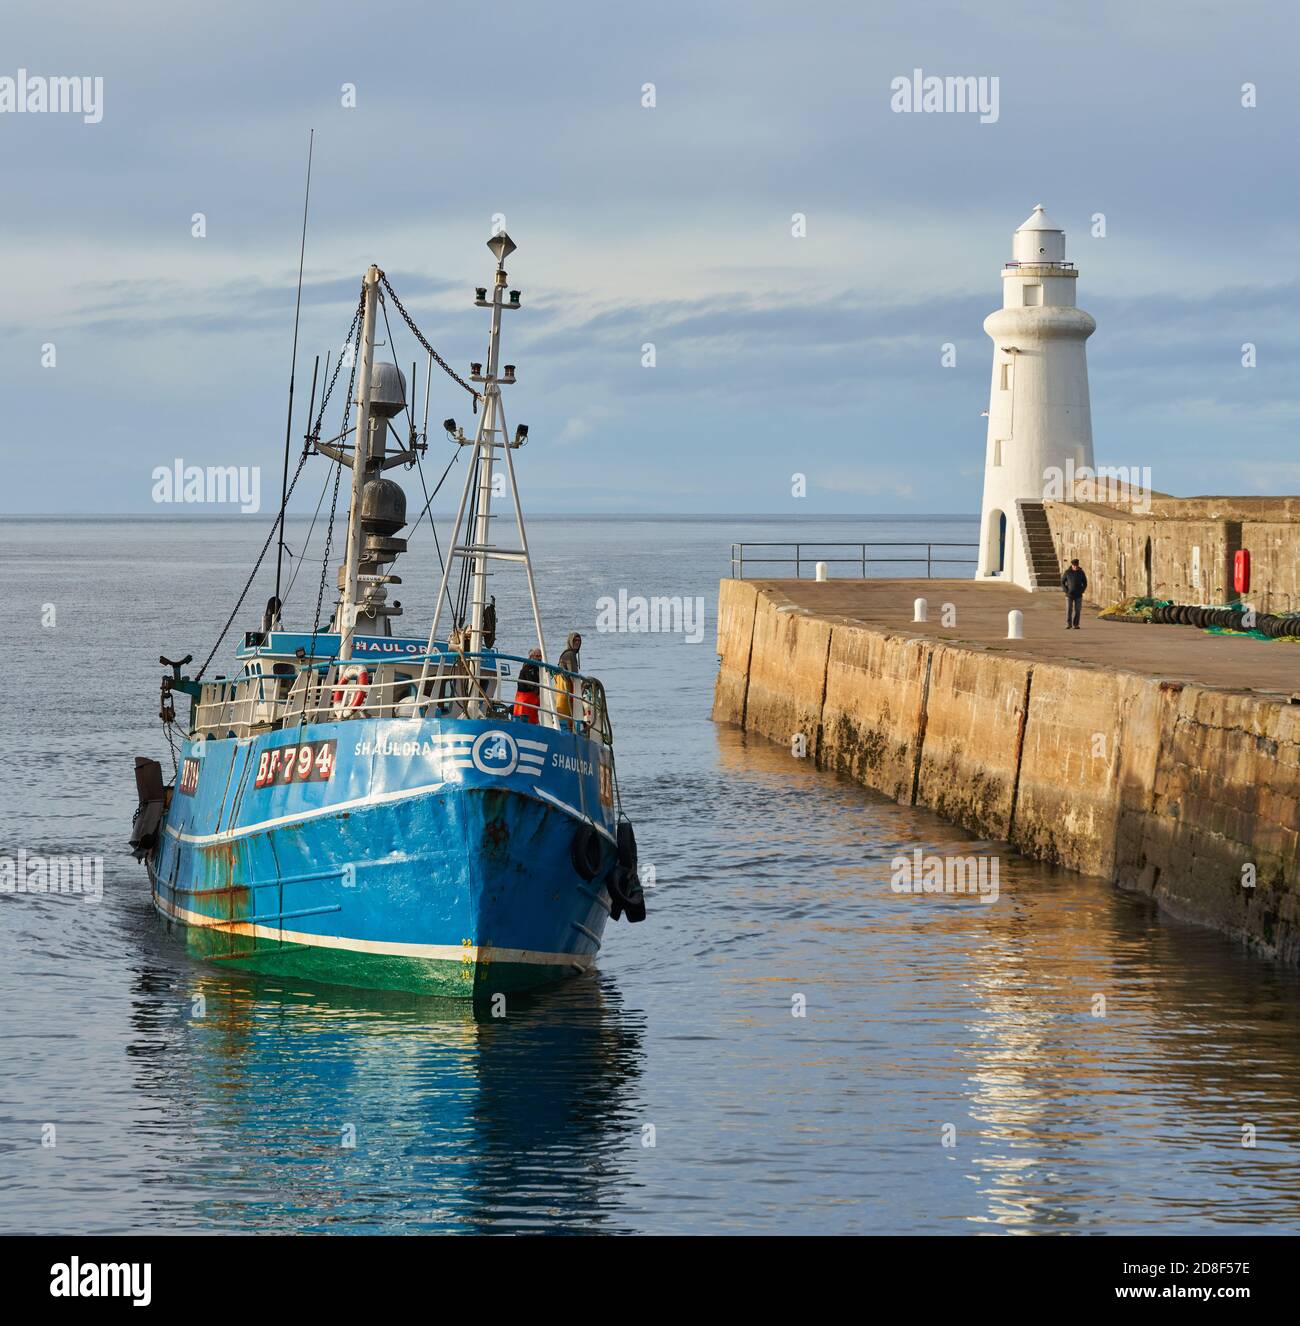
[
  {"x1": 730, "y1": 541, "x2": 978, "y2": 578},
  {"x1": 190, "y1": 651, "x2": 612, "y2": 745}
]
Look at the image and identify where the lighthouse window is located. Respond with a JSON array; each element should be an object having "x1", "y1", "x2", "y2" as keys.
[
  {"x1": 999, "y1": 362, "x2": 1010, "y2": 390},
  {"x1": 993, "y1": 439, "x2": 1003, "y2": 466},
  {"x1": 1022, "y1": 283, "x2": 1043, "y2": 307}
]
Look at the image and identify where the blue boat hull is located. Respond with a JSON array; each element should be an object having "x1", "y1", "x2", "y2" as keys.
[{"x1": 148, "y1": 716, "x2": 619, "y2": 997}]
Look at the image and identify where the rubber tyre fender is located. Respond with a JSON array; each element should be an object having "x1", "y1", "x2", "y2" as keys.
[
  {"x1": 617, "y1": 864, "x2": 647, "y2": 923},
  {"x1": 570, "y1": 823, "x2": 604, "y2": 881},
  {"x1": 617, "y1": 819, "x2": 638, "y2": 870}
]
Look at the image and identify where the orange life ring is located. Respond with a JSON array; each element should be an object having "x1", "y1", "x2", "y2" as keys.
[{"x1": 330, "y1": 665, "x2": 370, "y2": 716}]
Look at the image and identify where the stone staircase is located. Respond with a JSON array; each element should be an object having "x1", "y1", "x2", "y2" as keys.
[{"x1": 1018, "y1": 501, "x2": 1061, "y2": 591}]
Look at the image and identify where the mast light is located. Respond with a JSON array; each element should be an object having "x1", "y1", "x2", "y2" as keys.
[{"x1": 487, "y1": 231, "x2": 517, "y2": 263}]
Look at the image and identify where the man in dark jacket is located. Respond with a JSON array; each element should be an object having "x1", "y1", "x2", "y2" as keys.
[{"x1": 1061, "y1": 559, "x2": 1087, "y2": 629}]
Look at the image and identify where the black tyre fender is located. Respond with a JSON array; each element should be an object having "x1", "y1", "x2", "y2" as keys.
[
  {"x1": 614, "y1": 863, "x2": 646, "y2": 923},
  {"x1": 616, "y1": 819, "x2": 638, "y2": 869},
  {"x1": 570, "y1": 823, "x2": 603, "y2": 881}
]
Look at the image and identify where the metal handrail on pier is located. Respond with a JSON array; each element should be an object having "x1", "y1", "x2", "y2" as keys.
[{"x1": 730, "y1": 541, "x2": 978, "y2": 578}]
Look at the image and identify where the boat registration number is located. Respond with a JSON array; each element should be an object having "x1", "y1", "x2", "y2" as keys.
[{"x1": 254, "y1": 740, "x2": 338, "y2": 788}]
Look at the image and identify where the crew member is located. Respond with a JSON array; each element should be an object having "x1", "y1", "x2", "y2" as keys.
[
  {"x1": 556, "y1": 631, "x2": 582, "y2": 730},
  {"x1": 513, "y1": 648, "x2": 542, "y2": 723}
]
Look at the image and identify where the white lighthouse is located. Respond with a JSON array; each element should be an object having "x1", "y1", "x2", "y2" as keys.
[{"x1": 976, "y1": 204, "x2": 1096, "y2": 589}]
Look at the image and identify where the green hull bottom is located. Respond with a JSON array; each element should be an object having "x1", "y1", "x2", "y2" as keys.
[{"x1": 162, "y1": 913, "x2": 583, "y2": 1000}]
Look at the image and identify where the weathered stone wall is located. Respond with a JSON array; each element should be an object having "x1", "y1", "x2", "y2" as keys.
[
  {"x1": 1044, "y1": 502, "x2": 1238, "y2": 608},
  {"x1": 713, "y1": 579, "x2": 1300, "y2": 963},
  {"x1": 1044, "y1": 501, "x2": 1299, "y2": 613},
  {"x1": 712, "y1": 577, "x2": 758, "y2": 726},
  {"x1": 1242, "y1": 521, "x2": 1300, "y2": 614}
]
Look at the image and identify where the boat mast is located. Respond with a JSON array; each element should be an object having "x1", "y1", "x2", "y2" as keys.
[
  {"x1": 337, "y1": 264, "x2": 381, "y2": 661},
  {"x1": 420, "y1": 232, "x2": 547, "y2": 703}
]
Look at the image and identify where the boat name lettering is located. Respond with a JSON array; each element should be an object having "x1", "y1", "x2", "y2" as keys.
[
  {"x1": 354, "y1": 738, "x2": 450, "y2": 758},
  {"x1": 353, "y1": 640, "x2": 424, "y2": 656},
  {"x1": 254, "y1": 739, "x2": 338, "y2": 788},
  {"x1": 551, "y1": 753, "x2": 594, "y2": 775}
]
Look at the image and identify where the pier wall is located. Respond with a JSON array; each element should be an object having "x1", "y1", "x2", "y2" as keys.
[
  {"x1": 1045, "y1": 499, "x2": 1300, "y2": 614},
  {"x1": 713, "y1": 580, "x2": 1300, "y2": 961}
]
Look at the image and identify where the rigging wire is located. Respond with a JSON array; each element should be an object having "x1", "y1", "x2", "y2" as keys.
[
  {"x1": 194, "y1": 444, "x2": 311, "y2": 681},
  {"x1": 375, "y1": 288, "x2": 462, "y2": 626},
  {"x1": 305, "y1": 302, "x2": 364, "y2": 671},
  {"x1": 189, "y1": 273, "x2": 481, "y2": 687},
  {"x1": 282, "y1": 455, "x2": 339, "y2": 609},
  {"x1": 275, "y1": 128, "x2": 315, "y2": 608},
  {"x1": 411, "y1": 448, "x2": 461, "y2": 627}
]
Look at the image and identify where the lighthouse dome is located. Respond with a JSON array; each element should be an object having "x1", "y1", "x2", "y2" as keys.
[{"x1": 1012, "y1": 203, "x2": 1066, "y2": 263}]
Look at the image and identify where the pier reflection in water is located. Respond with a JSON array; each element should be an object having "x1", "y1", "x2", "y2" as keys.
[
  {"x1": 5, "y1": 515, "x2": 1300, "y2": 1233},
  {"x1": 690, "y1": 730, "x2": 1300, "y2": 1233}
]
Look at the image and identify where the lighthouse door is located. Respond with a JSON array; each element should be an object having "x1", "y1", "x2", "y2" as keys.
[{"x1": 996, "y1": 511, "x2": 1007, "y2": 574}]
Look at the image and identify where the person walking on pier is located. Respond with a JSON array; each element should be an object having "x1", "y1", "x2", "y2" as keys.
[{"x1": 1062, "y1": 559, "x2": 1087, "y2": 629}]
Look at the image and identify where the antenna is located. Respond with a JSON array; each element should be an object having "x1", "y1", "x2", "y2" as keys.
[{"x1": 275, "y1": 128, "x2": 315, "y2": 618}]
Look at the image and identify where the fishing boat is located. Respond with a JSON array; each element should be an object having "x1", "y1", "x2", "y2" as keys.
[{"x1": 129, "y1": 231, "x2": 645, "y2": 998}]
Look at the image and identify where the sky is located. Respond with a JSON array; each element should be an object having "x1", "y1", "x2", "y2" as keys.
[{"x1": 1, "y1": 0, "x2": 1297, "y2": 515}]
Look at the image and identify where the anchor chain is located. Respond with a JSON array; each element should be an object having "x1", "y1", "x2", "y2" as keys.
[{"x1": 379, "y1": 273, "x2": 482, "y2": 410}]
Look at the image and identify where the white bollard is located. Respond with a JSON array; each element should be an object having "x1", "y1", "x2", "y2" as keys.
[
  {"x1": 913, "y1": 597, "x2": 928, "y2": 623},
  {"x1": 815, "y1": 561, "x2": 828, "y2": 582},
  {"x1": 1007, "y1": 609, "x2": 1023, "y2": 639}
]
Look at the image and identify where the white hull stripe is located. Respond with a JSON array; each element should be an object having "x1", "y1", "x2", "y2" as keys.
[
  {"x1": 153, "y1": 893, "x2": 595, "y2": 967},
  {"x1": 163, "y1": 779, "x2": 613, "y2": 845}
]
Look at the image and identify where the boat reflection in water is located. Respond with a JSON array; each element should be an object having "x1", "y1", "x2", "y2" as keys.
[{"x1": 124, "y1": 960, "x2": 644, "y2": 1233}]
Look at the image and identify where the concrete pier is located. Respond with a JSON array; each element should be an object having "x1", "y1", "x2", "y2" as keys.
[{"x1": 713, "y1": 577, "x2": 1300, "y2": 962}]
